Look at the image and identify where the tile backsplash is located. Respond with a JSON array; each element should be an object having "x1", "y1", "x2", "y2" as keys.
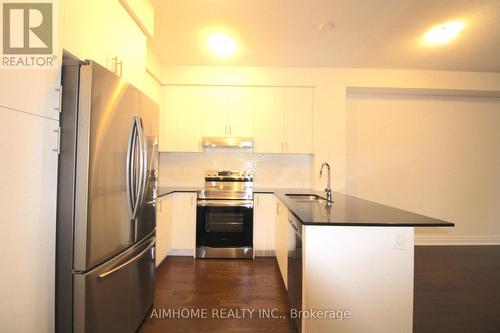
[{"x1": 158, "y1": 149, "x2": 312, "y2": 188}]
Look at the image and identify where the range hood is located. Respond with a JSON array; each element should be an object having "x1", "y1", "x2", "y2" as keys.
[{"x1": 202, "y1": 137, "x2": 254, "y2": 149}]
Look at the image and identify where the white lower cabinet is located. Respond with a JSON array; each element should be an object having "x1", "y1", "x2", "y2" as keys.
[
  {"x1": 0, "y1": 107, "x2": 59, "y2": 333},
  {"x1": 155, "y1": 194, "x2": 173, "y2": 267},
  {"x1": 156, "y1": 192, "x2": 197, "y2": 262},
  {"x1": 253, "y1": 194, "x2": 277, "y2": 256},
  {"x1": 275, "y1": 199, "x2": 289, "y2": 289},
  {"x1": 171, "y1": 193, "x2": 197, "y2": 256}
]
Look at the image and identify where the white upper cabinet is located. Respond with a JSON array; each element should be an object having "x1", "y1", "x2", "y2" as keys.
[
  {"x1": 114, "y1": 4, "x2": 147, "y2": 91},
  {"x1": 203, "y1": 86, "x2": 254, "y2": 138},
  {"x1": 203, "y1": 86, "x2": 230, "y2": 137},
  {"x1": 161, "y1": 86, "x2": 204, "y2": 152},
  {"x1": 254, "y1": 87, "x2": 284, "y2": 153},
  {"x1": 61, "y1": 0, "x2": 147, "y2": 90},
  {"x1": 61, "y1": 0, "x2": 114, "y2": 71},
  {"x1": 282, "y1": 87, "x2": 313, "y2": 153},
  {"x1": 254, "y1": 87, "x2": 313, "y2": 154},
  {"x1": 227, "y1": 87, "x2": 254, "y2": 137},
  {"x1": 159, "y1": 85, "x2": 313, "y2": 154}
]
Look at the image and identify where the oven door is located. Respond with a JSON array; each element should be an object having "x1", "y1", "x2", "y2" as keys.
[{"x1": 196, "y1": 200, "x2": 253, "y2": 258}]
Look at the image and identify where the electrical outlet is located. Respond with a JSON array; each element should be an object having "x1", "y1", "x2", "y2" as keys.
[{"x1": 393, "y1": 232, "x2": 405, "y2": 250}]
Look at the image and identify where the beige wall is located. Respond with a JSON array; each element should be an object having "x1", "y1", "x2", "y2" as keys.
[
  {"x1": 346, "y1": 93, "x2": 500, "y2": 243},
  {"x1": 156, "y1": 65, "x2": 500, "y2": 244},
  {"x1": 143, "y1": 72, "x2": 162, "y2": 104},
  {"x1": 144, "y1": 49, "x2": 163, "y2": 104}
]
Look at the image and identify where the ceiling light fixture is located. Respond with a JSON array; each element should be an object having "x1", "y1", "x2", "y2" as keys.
[
  {"x1": 318, "y1": 21, "x2": 335, "y2": 32},
  {"x1": 207, "y1": 32, "x2": 237, "y2": 57},
  {"x1": 422, "y1": 21, "x2": 465, "y2": 46}
]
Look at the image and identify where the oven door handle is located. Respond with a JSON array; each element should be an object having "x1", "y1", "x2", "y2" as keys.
[{"x1": 197, "y1": 200, "x2": 253, "y2": 208}]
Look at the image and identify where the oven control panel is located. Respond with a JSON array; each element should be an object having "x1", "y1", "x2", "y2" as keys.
[{"x1": 205, "y1": 170, "x2": 253, "y2": 179}]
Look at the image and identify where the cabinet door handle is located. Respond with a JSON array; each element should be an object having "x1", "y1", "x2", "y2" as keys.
[
  {"x1": 112, "y1": 56, "x2": 123, "y2": 77},
  {"x1": 285, "y1": 142, "x2": 288, "y2": 152},
  {"x1": 52, "y1": 127, "x2": 61, "y2": 154},
  {"x1": 54, "y1": 86, "x2": 63, "y2": 113},
  {"x1": 229, "y1": 125, "x2": 232, "y2": 136},
  {"x1": 118, "y1": 60, "x2": 123, "y2": 77},
  {"x1": 224, "y1": 125, "x2": 227, "y2": 136}
]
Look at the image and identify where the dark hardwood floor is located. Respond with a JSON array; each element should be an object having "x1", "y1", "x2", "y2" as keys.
[
  {"x1": 414, "y1": 246, "x2": 500, "y2": 333},
  {"x1": 139, "y1": 257, "x2": 297, "y2": 333},
  {"x1": 140, "y1": 246, "x2": 500, "y2": 333}
]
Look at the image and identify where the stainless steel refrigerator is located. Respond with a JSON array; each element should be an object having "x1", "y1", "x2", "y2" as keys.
[{"x1": 56, "y1": 51, "x2": 158, "y2": 333}]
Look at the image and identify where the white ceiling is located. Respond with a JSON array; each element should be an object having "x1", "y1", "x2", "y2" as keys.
[{"x1": 150, "y1": 0, "x2": 500, "y2": 72}]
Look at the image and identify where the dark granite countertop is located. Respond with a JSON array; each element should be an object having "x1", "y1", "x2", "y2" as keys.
[
  {"x1": 256, "y1": 188, "x2": 454, "y2": 227},
  {"x1": 158, "y1": 186, "x2": 454, "y2": 227},
  {"x1": 158, "y1": 187, "x2": 200, "y2": 197}
]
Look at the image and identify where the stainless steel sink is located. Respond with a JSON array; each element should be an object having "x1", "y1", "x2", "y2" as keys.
[{"x1": 286, "y1": 194, "x2": 326, "y2": 203}]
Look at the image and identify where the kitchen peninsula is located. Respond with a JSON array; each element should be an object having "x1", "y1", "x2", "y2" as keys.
[{"x1": 157, "y1": 187, "x2": 453, "y2": 333}]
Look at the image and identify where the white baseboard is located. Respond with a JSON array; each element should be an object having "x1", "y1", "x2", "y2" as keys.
[
  {"x1": 168, "y1": 249, "x2": 278, "y2": 257},
  {"x1": 168, "y1": 249, "x2": 195, "y2": 256},
  {"x1": 415, "y1": 235, "x2": 500, "y2": 246},
  {"x1": 254, "y1": 250, "x2": 275, "y2": 257}
]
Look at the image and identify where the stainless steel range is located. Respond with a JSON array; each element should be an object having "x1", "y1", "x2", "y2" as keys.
[{"x1": 196, "y1": 170, "x2": 254, "y2": 259}]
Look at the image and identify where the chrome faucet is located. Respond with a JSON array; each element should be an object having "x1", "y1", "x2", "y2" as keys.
[{"x1": 319, "y1": 162, "x2": 333, "y2": 203}]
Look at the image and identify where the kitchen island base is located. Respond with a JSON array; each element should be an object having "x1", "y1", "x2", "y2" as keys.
[{"x1": 301, "y1": 226, "x2": 414, "y2": 333}]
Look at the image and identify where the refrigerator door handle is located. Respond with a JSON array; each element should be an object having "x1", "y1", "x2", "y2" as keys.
[
  {"x1": 126, "y1": 117, "x2": 137, "y2": 220},
  {"x1": 126, "y1": 116, "x2": 142, "y2": 220},
  {"x1": 97, "y1": 237, "x2": 155, "y2": 280},
  {"x1": 135, "y1": 117, "x2": 148, "y2": 217}
]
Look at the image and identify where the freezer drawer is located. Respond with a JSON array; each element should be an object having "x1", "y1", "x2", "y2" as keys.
[
  {"x1": 129, "y1": 241, "x2": 156, "y2": 331},
  {"x1": 74, "y1": 236, "x2": 155, "y2": 333}
]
